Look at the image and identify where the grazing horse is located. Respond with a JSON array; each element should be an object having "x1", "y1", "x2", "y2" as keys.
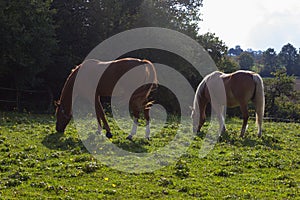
[
  {"x1": 191, "y1": 70, "x2": 265, "y2": 137},
  {"x1": 55, "y1": 58, "x2": 158, "y2": 140}
]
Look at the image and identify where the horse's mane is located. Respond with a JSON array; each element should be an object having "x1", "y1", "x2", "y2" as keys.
[{"x1": 57, "y1": 64, "x2": 81, "y2": 108}]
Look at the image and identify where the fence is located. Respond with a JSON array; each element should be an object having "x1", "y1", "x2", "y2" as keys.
[{"x1": 0, "y1": 87, "x2": 52, "y2": 113}]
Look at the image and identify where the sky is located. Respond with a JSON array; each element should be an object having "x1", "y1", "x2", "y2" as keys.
[{"x1": 199, "y1": 0, "x2": 300, "y2": 52}]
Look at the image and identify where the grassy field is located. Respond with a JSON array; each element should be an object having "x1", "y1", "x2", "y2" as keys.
[{"x1": 0, "y1": 111, "x2": 299, "y2": 199}]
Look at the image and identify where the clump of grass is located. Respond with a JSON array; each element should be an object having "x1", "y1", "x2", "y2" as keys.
[{"x1": 174, "y1": 159, "x2": 190, "y2": 178}]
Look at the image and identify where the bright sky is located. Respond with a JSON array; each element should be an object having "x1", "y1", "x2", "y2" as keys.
[{"x1": 199, "y1": 0, "x2": 300, "y2": 52}]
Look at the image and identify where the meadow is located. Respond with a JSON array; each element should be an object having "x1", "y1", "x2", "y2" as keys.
[{"x1": 0, "y1": 111, "x2": 299, "y2": 199}]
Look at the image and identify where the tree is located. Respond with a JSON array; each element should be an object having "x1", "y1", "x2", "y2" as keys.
[
  {"x1": 228, "y1": 45, "x2": 243, "y2": 56},
  {"x1": 260, "y1": 48, "x2": 280, "y2": 76},
  {"x1": 0, "y1": 0, "x2": 206, "y2": 111},
  {"x1": 296, "y1": 50, "x2": 300, "y2": 75},
  {"x1": 0, "y1": 0, "x2": 57, "y2": 89},
  {"x1": 278, "y1": 43, "x2": 299, "y2": 75},
  {"x1": 48, "y1": 0, "x2": 145, "y2": 97},
  {"x1": 218, "y1": 57, "x2": 239, "y2": 73},
  {"x1": 137, "y1": 0, "x2": 203, "y2": 37},
  {"x1": 197, "y1": 32, "x2": 228, "y2": 66},
  {"x1": 264, "y1": 69, "x2": 297, "y2": 117},
  {"x1": 238, "y1": 52, "x2": 254, "y2": 70}
]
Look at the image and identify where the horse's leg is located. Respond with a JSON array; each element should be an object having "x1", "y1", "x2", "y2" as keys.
[
  {"x1": 198, "y1": 103, "x2": 207, "y2": 132},
  {"x1": 144, "y1": 108, "x2": 150, "y2": 140},
  {"x1": 95, "y1": 96, "x2": 103, "y2": 134},
  {"x1": 95, "y1": 96, "x2": 112, "y2": 138},
  {"x1": 217, "y1": 106, "x2": 226, "y2": 134},
  {"x1": 126, "y1": 105, "x2": 139, "y2": 141},
  {"x1": 239, "y1": 103, "x2": 249, "y2": 137}
]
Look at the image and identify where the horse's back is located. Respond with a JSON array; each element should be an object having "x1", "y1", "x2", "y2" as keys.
[
  {"x1": 70, "y1": 58, "x2": 152, "y2": 99},
  {"x1": 223, "y1": 70, "x2": 256, "y2": 107},
  {"x1": 98, "y1": 58, "x2": 154, "y2": 96}
]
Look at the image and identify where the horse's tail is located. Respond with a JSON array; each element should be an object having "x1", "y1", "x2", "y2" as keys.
[
  {"x1": 252, "y1": 73, "x2": 265, "y2": 136},
  {"x1": 139, "y1": 60, "x2": 158, "y2": 102},
  {"x1": 142, "y1": 59, "x2": 158, "y2": 89}
]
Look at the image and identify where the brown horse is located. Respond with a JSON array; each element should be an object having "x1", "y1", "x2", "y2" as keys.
[
  {"x1": 55, "y1": 58, "x2": 158, "y2": 140},
  {"x1": 191, "y1": 70, "x2": 265, "y2": 137}
]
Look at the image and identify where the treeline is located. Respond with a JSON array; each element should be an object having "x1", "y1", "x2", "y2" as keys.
[
  {"x1": 1, "y1": 0, "x2": 299, "y2": 121},
  {"x1": 227, "y1": 44, "x2": 300, "y2": 77},
  {"x1": 0, "y1": 0, "x2": 203, "y2": 99}
]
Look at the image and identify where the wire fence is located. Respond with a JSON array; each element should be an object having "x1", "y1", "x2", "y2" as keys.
[
  {"x1": 0, "y1": 86, "x2": 299, "y2": 123},
  {"x1": 0, "y1": 87, "x2": 53, "y2": 113}
]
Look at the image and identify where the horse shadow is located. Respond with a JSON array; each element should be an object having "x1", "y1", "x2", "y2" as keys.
[
  {"x1": 220, "y1": 132, "x2": 282, "y2": 150},
  {"x1": 111, "y1": 137, "x2": 150, "y2": 153},
  {"x1": 42, "y1": 131, "x2": 87, "y2": 153},
  {"x1": 196, "y1": 130, "x2": 282, "y2": 150},
  {"x1": 42, "y1": 131, "x2": 149, "y2": 154},
  {"x1": 196, "y1": 131, "x2": 206, "y2": 139}
]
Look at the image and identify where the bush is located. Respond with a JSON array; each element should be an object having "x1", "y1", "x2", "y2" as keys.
[
  {"x1": 264, "y1": 69, "x2": 300, "y2": 121},
  {"x1": 273, "y1": 95, "x2": 300, "y2": 121}
]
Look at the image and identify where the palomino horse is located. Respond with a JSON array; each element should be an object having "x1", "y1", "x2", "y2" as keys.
[
  {"x1": 191, "y1": 70, "x2": 265, "y2": 137},
  {"x1": 55, "y1": 58, "x2": 158, "y2": 140}
]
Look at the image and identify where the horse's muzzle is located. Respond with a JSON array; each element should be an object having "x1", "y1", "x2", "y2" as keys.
[{"x1": 56, "y1": 126, "x2": 65, "y2": 133}]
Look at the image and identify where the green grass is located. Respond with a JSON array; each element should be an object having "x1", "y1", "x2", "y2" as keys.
[{"x1": 0, "y1": 112, "x2": 299, "y2": 199}]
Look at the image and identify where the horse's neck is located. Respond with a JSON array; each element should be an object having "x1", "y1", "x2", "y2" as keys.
[{"x1": 60, "y1": 67, "x2": 79, "y2": 114}]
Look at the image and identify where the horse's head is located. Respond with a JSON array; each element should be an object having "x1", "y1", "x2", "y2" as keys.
[{"x1": 55, "y1": 101, "x2": 72, "y2": 133}]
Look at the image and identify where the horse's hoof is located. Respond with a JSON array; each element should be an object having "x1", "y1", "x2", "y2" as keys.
[
  {"x1": 145, "y1": 136, "x2": 150, "y2": 141},
  {"x1": 106, "y1": 132, "x2": 113, "y2": 139},
  {"x1": 221, "y1": 127, "x2": 226, "y2": 134},
  {"x1": 240, "y1": 134, "x2": 245, "y2": 138},
  {"x1": 126, "y1": 135, "x2": 133, "y2": 141}
]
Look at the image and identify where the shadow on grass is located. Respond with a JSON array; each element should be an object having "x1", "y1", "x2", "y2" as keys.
[
  {"x1": 196, "y1": 130, "x2": 282, "y2": 150},
  {"x1": 42, "y1": 131, "x2": 149, "y2": 154},
  {"x1": 112, "y1": 138, "x2": 150, "y2": 153},
  {"x1": 196, "y1": 131, "x2": 206, "y2": 139},
  {"x1": 221, "y1": 132, "x2": 282, "y2": 150},
  {"x1": 42, "y1": 132, "x2": 88, "y2": 153}
]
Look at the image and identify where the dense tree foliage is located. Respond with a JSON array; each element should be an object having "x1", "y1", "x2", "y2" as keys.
[
  {"x1": 1, "y1": 0, "x2": 300, "y2": 121},
  {"x1": 264, "y1": 69, "x2": 300, "y2": 120},
  {"x1": 238, "y1": 52, "x2": 254, "y2": 70},
  {"x1": 0, "y1": 0, "x2": 204, "y2": 96},
  {"x1": 228, "y1": 43, "x2": 300, "y2": 76},
  {"x1": 0, "y1": 0, "x2": 57, "y2": 89},
  {"x1": 218, "y1": 57, "x2": 239, "y2": 73},
  {"x1": 278, "y1": 43, "x2": 300, "y2": 75},
  {"x1": 260, "y1": 48, "x2": 279, "y2": 76},
  {"x1": 196, "y1": 32, "x2": 228, "y2": 67},
  {"x1": 228, "y1": 45, "x2": 243, "y2": 56}
]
